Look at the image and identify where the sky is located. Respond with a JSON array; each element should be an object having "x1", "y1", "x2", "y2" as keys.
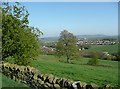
[{"x1": 16, "y1": 2, "x2": 118, "y2": 37}]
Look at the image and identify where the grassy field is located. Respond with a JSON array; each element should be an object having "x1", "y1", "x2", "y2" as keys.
[
  {"x1": 0, "y1": 73, "x2": 30, "y2": 88},
  {"x1": 84, "y1": 44, "x2": 118, "y2": 53},
  {"x1": 32, "y1": 55, "x2": 118, "y2": 87}
]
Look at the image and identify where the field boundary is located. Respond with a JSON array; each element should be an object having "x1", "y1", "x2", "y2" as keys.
[{"x1": 1, "y1": 61, "x2": 116, "y2": 89}]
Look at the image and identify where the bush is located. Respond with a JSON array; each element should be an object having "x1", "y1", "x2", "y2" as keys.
[
  {"x1": 2, "y1": 2, "x2": 42, "y2": 65},
  {"x1": 87, "y1": 52, "x2": 99, "y2": 65},
  {"x1": 111, "y1": 53, "x2": 120, "y2": 61},
  {"x1": 87, "y1": 58, "x2": 99, "y2": 65}
]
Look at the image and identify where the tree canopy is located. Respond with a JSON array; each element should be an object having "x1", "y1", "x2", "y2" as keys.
[
  {"x1": 56, "y1": 30, "x2": 80, "y2": 63},
  {"x1": 2, "y1": 2, "x2": 42, "y2": 65}
]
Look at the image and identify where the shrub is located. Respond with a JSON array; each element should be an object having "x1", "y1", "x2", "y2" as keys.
[
  {"x1": 2, "y1": 2, "x2": 42, "y2": 65},
  {"x1": 87, "y1": 58, "x2": 98, "y2": 65},
  {"x1": 87, "y1": 52, "x2": 99, "y2": 65}
]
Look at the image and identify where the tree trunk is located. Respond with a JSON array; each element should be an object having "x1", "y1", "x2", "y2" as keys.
[{"x1": 67, "y1": 57, "x2": 70, "y2": 63}]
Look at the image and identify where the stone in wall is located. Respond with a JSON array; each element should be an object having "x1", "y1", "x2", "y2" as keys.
[
  {"x1": 80, "y1": 82, "x2": 87, "y2": 89},
  {"x1": 47, "y1": 74, "x2": 54, "y2": 84},
  {"x1": 53, "y1": 76, "x2": 59, "y2": 84},
  {"x1": 53, "y1": 84, "x2": 61, "y2": 89},
  {"x1": 72, "y1": 81, "x2": 81, "y2": 89}
]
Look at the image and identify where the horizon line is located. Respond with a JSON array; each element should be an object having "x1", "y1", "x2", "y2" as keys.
[{"x1": 41, "y1": 34, "x2": 118, "y2": 38}]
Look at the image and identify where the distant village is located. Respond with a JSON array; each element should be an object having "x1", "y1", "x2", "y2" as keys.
[
  {"x1": 76, "y1": 39, "x2": 118, "y2": 45},
  {"x1": 41, "y1": 38, "x2": 118, "y2": 53}
]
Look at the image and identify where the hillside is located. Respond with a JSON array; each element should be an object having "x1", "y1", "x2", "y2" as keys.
[
  {"x1": 32, "y1": 55, "x2": 119, "y2": 87},
  {"x1": 41, "y1": 35, "x2": 118, "y2": 42},
  {"x1": 84, "y1": 44, "x2": 118, "y2": 53}
]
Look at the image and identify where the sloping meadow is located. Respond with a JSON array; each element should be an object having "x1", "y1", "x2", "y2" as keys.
[{"x1": 0, "y1": 61, "x2": 117, "y2": 89}]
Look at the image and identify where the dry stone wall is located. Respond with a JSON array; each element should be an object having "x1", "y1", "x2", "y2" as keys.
[{"x1": 0, "y1": 61, "x2": 115, "y2": 89}]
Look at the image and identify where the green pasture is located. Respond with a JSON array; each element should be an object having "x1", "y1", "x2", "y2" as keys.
[
  {"x1": 32, "y1": 55, "x2": 118, "y2": 87},
  {"x1": 1, "y1": 54, "x2": 119, "y2": 87},
  {"x1": 0, "y1": 73, "x2": 30, "y2": 88},
  {"x1": 84, "y1": 44, "x2": 118, "y2": 53}
]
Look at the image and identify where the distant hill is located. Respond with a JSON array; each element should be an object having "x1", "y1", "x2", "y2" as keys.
[
  {"x1": 76, "y1": 34, "x2": 118, "y2": 40},
  {"x1": 41, "y1": 36, "x2": 59, "y2": 43},
  {"x1": 40, "y1": 34, "x2": 118, "y2": 43}
]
